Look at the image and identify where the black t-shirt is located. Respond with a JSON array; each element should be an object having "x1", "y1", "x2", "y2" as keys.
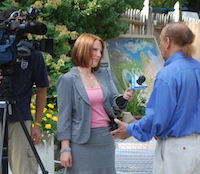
[{"x1": 1, "y1": 51, "x2": 49, "y2": 122}]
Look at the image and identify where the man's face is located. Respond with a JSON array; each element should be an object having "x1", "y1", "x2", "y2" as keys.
[
  {"x1": 9, "y1": 9, "x2": 25, "y2": 23},
  {"x1": 159, "y1": 30, "x2": 168, "y2": 61}
]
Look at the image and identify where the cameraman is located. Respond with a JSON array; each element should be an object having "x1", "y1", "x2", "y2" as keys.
[{"x1": 0, "y1": 9, "x2": 49, "y2": 174}]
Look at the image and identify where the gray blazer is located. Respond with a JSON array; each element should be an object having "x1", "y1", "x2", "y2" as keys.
[{"x1": 56, "y1": 67, "x2": 124, "y2": 144}]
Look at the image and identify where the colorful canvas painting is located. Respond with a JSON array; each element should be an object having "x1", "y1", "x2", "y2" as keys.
[{"x1": 104, "y1": 35, "x2": 164, "y2": 104}]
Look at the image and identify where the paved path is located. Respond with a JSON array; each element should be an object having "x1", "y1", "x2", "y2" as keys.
[
  {"x1": 55, "y1": 137, "x2": 156, "y2": 174},
  {"x1": 115, "y1": 137, "x2": 156, "y2": 174}
]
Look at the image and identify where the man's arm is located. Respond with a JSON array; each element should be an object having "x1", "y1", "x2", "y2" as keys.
[
  {"x1": 31, "y1": 87, "x2": 47, "y2": 145},
  {"x1": 111, "y1": 118, "x2": 130, "y2": 139}
]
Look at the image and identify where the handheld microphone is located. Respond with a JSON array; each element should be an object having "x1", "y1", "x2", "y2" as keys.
[
  {"x1": 18, "y1": 22, "x2": 47, "y2": 35},
  {"x1": 136, "y1": 75, "x2": 146, "y2": 85},
  {"x1": 127, "y1": 74, "x2": 147, "y2": 90}
]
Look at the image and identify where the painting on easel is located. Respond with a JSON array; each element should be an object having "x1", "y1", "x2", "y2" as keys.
[{"x1": 104, "y1": 34, "x2": 164, "y2": 106}]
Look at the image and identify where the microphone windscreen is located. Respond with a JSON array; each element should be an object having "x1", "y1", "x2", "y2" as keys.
[
  {"x1": 19, "y1": 22, "x2": 47, "y2": 35},
  {"x1": 136, "y1": 75, "x2": 146, "y2": 85},
  {"x1": 126, "y1": 73, "x2": 132, "y2": 83}
]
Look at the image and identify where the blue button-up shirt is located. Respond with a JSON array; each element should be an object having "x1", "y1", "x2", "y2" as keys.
[{"x1": 126, "y1": 51, "x2": 200, "y2": 142}]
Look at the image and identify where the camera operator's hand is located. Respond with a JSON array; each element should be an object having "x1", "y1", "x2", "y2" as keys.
[
  {"x1": 0, "y1": 68, "x2": 3, "y2": 83},
  {"x1": 31, "y1": 125, "x2": 42, "y2": 145},
  {"x1": 0, "y1": 73, "x2": 2, "y2": 81}
]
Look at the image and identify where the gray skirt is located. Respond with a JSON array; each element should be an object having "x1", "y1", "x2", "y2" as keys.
[{"x1": 65, "y1": 127, "x2": 116, "y2": 174}]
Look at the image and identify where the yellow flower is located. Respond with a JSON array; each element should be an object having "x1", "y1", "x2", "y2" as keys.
[
  {"x1": 43, "y1": 107, "x2": 47, "y2": 113},
  {"x1": 42, "y1": 117, "x2": 47, "y2": 121},
  {"x1": 30, "y1": 103, "x2": 36, "y2": 109},
  {"x1": 46, "y1": 113, "x2": 52, "y2": 118},
  {"x1": 45, "y1": 124, "x2": 52, "y2": 129},
  {"x1": 31, "y1": 110, "x2": 36, "y2": 115},
  {"x1": 31, "y1": 101, "x2": 57, "y2": 142},
  {"x1": 49, "y1": 109, "x2": 54, "y2": 114},
  {"x1": 52, "y1": 116, "x2": 58, "y2": 122},
  {"x1": 47, "y1": 103, "x2": 54, "y2": 109}
]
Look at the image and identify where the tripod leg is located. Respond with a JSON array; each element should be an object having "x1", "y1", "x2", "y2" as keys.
[
  {"x1": 12, "y1": 103, "x2": 48, "y2": 174},
  {"x1": 0, "y1": 101, "x2": 9, "y2": 174}
]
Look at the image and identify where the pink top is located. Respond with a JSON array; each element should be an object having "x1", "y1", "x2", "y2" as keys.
[{"x1": 86, "y1": 87, "x2": 110, "y2": 128}]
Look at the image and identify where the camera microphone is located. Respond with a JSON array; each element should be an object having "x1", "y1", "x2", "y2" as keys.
[{"x1": 18, "y1": 22, "x2": 47, "y2": 35}]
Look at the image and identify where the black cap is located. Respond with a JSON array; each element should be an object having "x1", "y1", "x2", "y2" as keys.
[{"x1": 0, "y1": 8, "x2": 18, "y2": 21}]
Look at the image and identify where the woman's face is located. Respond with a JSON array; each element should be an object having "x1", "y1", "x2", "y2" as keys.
[{"x1": 90, "y1": 40, "x2": 102, "y2": 68}]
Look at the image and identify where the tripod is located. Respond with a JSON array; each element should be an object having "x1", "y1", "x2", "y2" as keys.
[{"x1": 0, "y1": 99, "x2": 48, "y2": 174}]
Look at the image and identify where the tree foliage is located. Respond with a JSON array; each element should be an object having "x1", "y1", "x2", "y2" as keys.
[
  {"x1": 0, "y1": 0, "x2": 130, "y2": 105},
  {"x1": 41, "y1": 0, "x2": 129, "y2": 40},
  {"x1": 151, "y1": 0, "x2": 188, "y2": 9},
  {"x1": 125, "y1": 0, "x2": 144, "y2": 9},
  {"x1": 118, "y1": 0, "x2": 188, "y2": 10}
]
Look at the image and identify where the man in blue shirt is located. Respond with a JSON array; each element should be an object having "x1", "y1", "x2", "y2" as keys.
[{"x1": 112, "y1": 22, "x2": 200, "y2": 174}]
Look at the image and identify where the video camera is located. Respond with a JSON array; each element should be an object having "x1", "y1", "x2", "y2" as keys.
[
  {"x1": 0, "y1": 7, "x2": 53, "y2": 98},
  {"x1": 0, "y1": 7, "x2": 53, "y2": 64}
]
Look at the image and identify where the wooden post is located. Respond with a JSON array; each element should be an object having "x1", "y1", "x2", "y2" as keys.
[
  {"x1": 173, "y1": 1, "x2": 182, "y2": 22},
  {"x1": 142, "y1": 0, "x2": 152, "y2": 34}
]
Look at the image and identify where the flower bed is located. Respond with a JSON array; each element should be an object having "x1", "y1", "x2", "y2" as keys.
[{"x1": 31, "y1": 102, "x2": 58, "y2": 143}]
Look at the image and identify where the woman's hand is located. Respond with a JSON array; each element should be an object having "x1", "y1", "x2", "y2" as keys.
[
  {"x1": 123, "y1": 88, "x2": 135, "y2": 101},
  {"x1": 60, "y1": 151, "x2": 72, "y2": 168}
]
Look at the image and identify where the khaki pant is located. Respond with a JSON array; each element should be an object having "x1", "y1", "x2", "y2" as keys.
[
  {"x1": 0, "y1": 121, "x2": 38, "y2": 174},
  {"x1": 153, "y1": 134, "x2": 200, "y2": 174}
]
